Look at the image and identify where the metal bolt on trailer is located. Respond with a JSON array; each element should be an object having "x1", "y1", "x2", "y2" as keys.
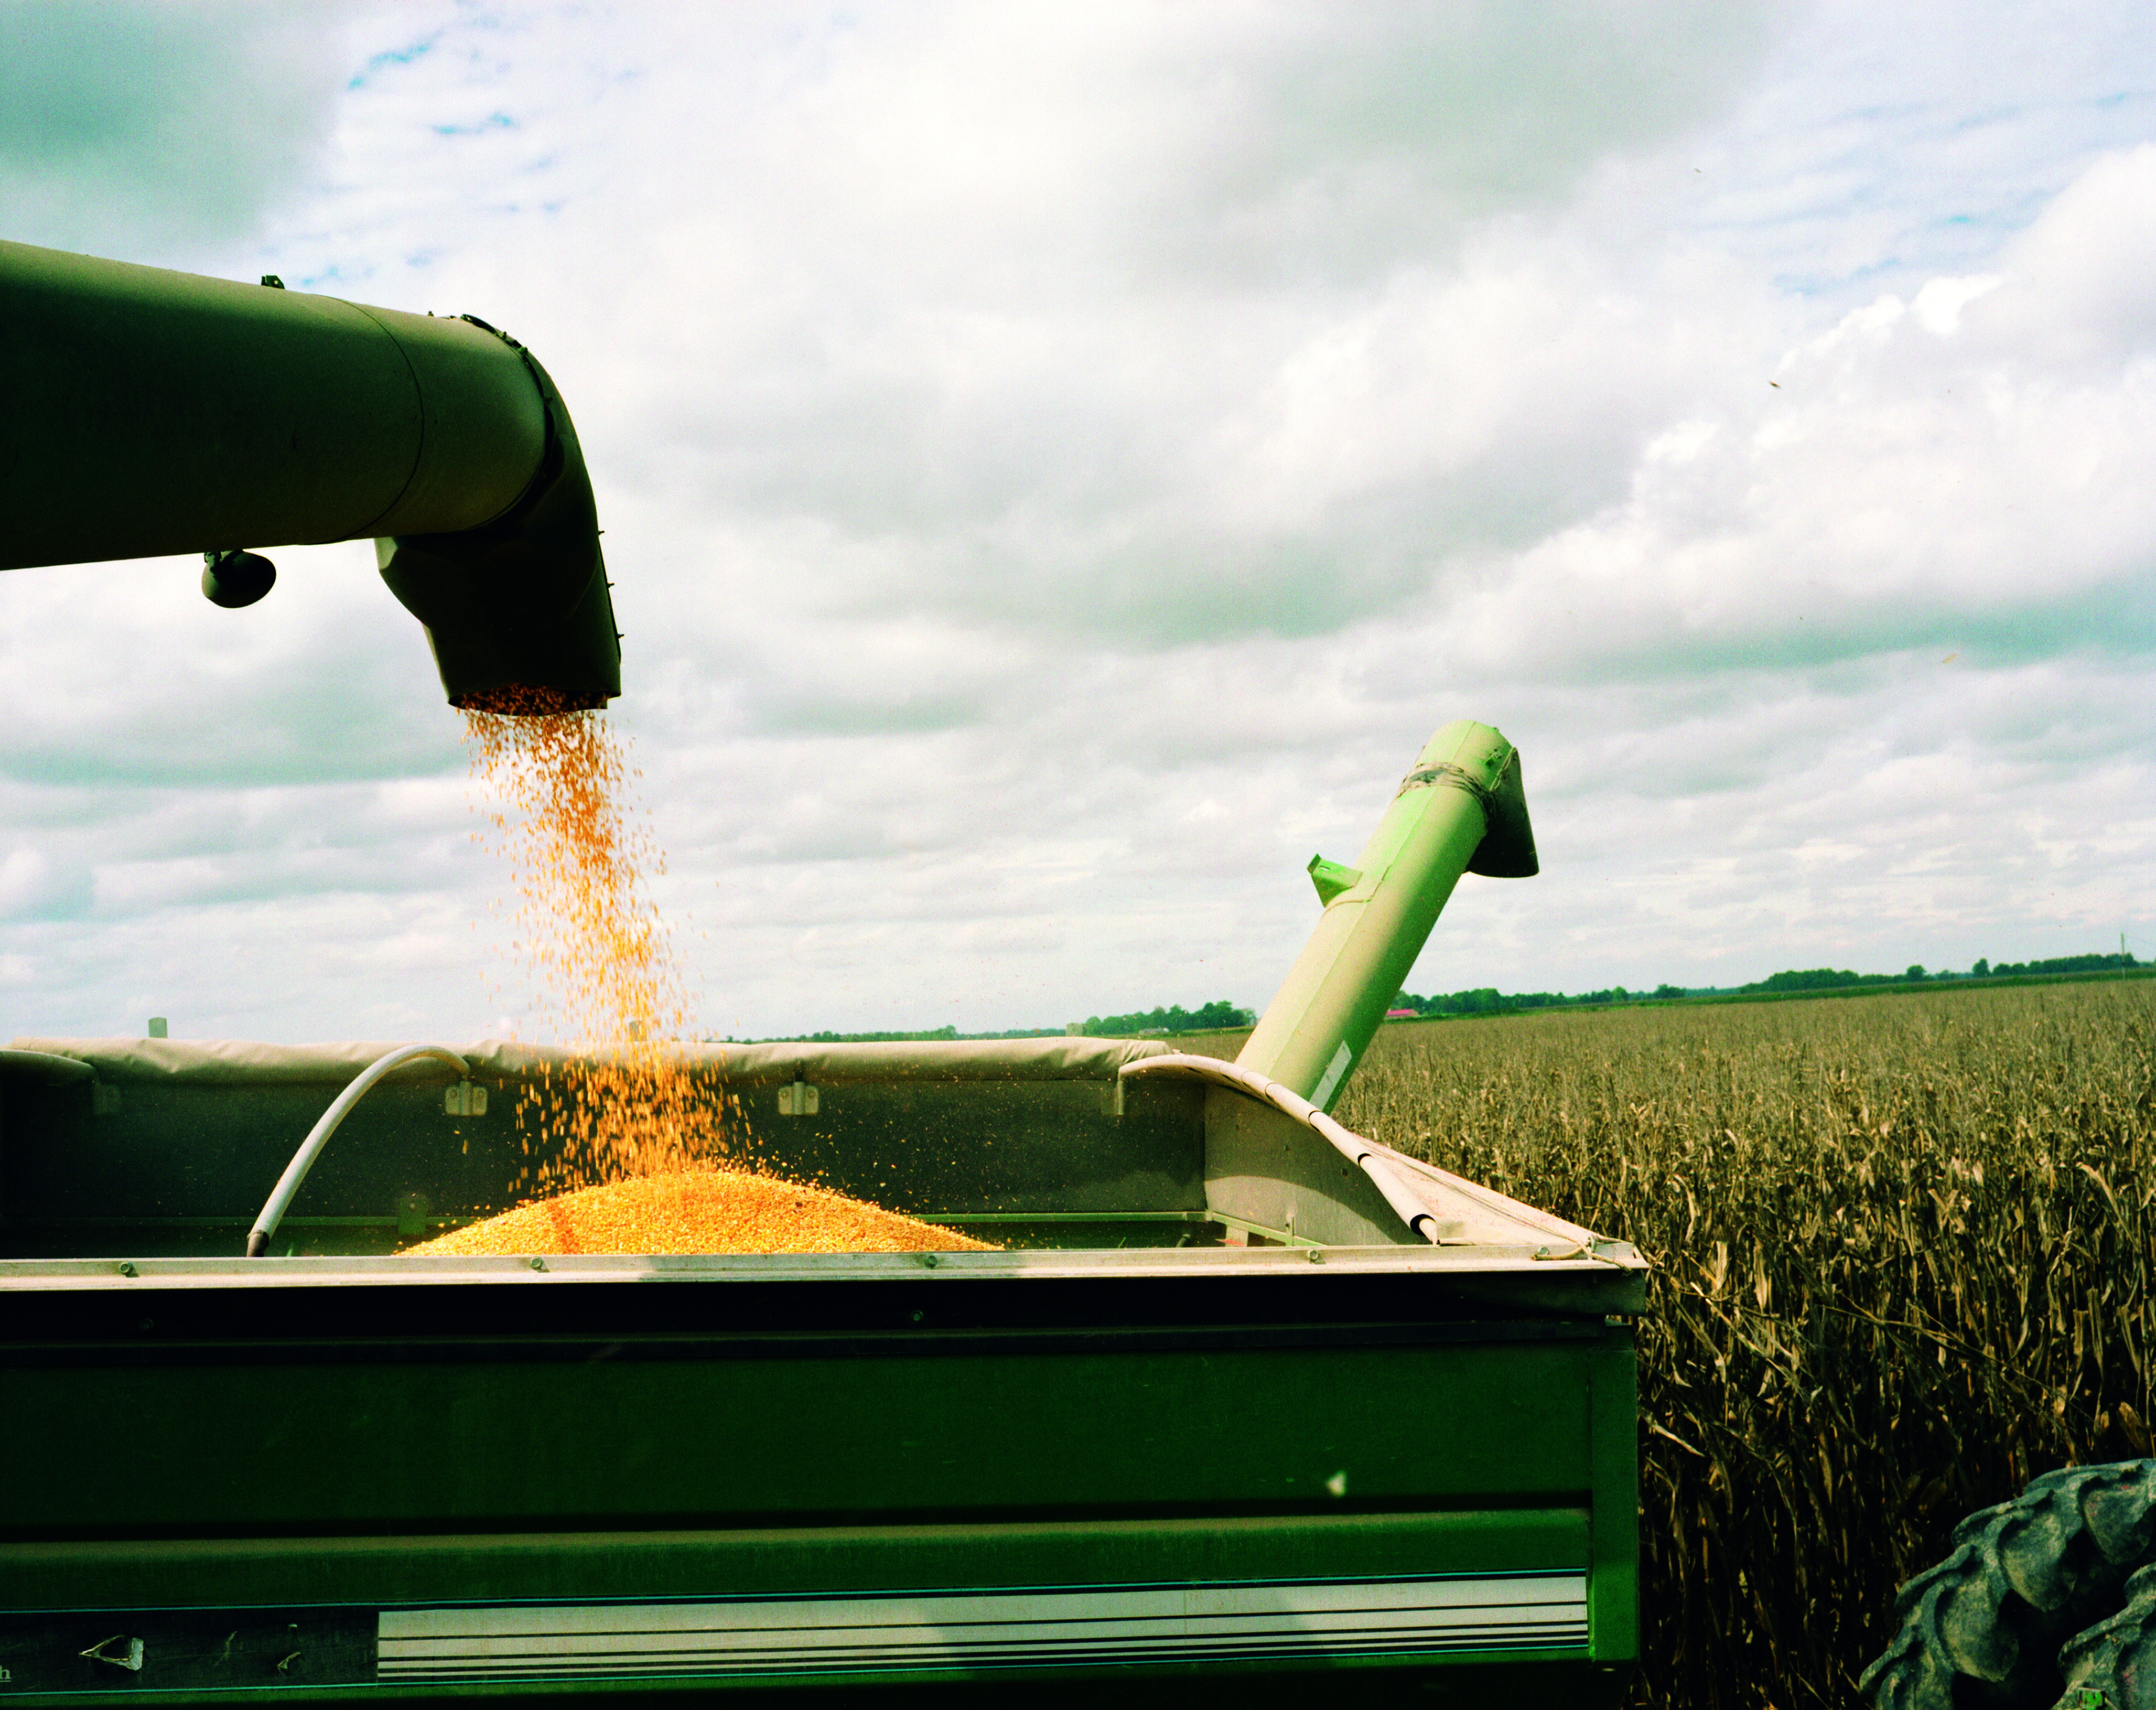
[{"x1": 0, "y1": 241, "x2": 1646, "y2": 1706}]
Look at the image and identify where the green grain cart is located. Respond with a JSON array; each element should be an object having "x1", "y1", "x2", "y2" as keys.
[{"x1": 0, "y1": 240, "x2": 1645, "y2": 1705}]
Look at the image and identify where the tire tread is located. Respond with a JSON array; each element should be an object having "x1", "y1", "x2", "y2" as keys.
[{"x1": 1859, "y1": 1461, "x2": 2156, "y2": 1710}]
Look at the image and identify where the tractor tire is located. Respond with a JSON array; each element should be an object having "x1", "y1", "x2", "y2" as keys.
[
  {"x1": 1858, "y1": 1461, "x2": 2156, "y2": 1710},
  {"x1": 2054, "y1": 1560, "x2": 2156, "y2": 1709}
]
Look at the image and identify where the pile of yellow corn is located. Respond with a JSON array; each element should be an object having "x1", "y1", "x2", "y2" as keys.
[{"x1": 404, "y1": 1169, "x2": 992, "y2": 1256}]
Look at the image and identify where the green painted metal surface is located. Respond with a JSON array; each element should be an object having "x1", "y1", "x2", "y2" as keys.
[
  {"x1": 0, "y1": 1514, "x2": 1623, "y2": 1704},
  {"x1": 0, "y1": 1265, "x2": 1635, "y2": 1701},
  {"x1": 0, "y1": 239, "x2": 620, "y2": 709},
  {"x1": 0, "y1": 1019, "x2": 1640, "y2": 1696},
  {"x1": 1238, "y1": 720, "x2": 1537, "y2": 1112},
  {"x1": 0, "y1": 1043, "x2": 1204, "y2": 1256},
  {"x1": 0, "y1": 1340, "x2": 1597, "y2": 1534},
  {"x1": 5, "y1": 1511, "x2": 1591, "y2": 1613},
  {"x1": 0, "y1": 240, "x2": 543, "y2": 563}
]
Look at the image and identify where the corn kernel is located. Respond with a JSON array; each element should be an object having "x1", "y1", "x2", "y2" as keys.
[{"x1": 406, "y1": 1169, "x2": 993, "y2": 1256}]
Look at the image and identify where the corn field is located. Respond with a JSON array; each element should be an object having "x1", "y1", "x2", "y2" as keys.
[{"x1": 1327, "y1": 979, "x2": 2156, "y2": 1708}]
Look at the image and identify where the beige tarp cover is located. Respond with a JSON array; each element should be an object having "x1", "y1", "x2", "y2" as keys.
[{"x1": 6, "y1": 1036, "x2": 1175, "y2": 1087}]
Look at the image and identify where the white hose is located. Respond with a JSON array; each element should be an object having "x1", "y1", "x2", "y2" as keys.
[{"x1": 245, "y1": 1044, "x2": 470, "y2": 1256}]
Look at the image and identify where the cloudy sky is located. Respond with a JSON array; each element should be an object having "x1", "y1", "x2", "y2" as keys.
[{"x1": 3, "y1": 0, "x2": 2153, "y2": 1044}]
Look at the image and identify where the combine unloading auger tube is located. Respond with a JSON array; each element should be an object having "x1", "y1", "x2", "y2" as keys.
[{"x1": 0, "y1": 238, "x2": 620, "y2": 711}]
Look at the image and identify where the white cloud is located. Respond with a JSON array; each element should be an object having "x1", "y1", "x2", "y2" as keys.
[
  {"x1": 0, "y1": 849, "x2": 57, "y2": 917},
  {"x1": 5, "y1": 2, "x2": 2156, "y2": 1045},
  {"x1": 0, "y1": 0, "x2": 352, "y2": 261},
  {"x1": 1911, "y1": 274, "x2": 2002, "y2": 336},
  {"x1": 1428, "y1": 147, "x2": 2156, "y2": 684}
]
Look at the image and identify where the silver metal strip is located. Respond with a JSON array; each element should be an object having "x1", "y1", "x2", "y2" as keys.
[{"x1": 378, "y1": 1574, "x2": 1588, "y2": 1680}]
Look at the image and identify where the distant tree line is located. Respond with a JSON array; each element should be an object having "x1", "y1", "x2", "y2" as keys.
[
  {"x1": 1080, "y1": 1000, "x2": 1255, "y2": 1037},
  {"x1": 1743, "y1": 952, "x2": 2137, "y2": 994},
  {"x1": 726, "y1": 953, "x2": 2142, "y2": 1043},
  {"x1": 1391, "y1": 951, "x2": 2140, "y2": 1022},
  {"x1": 1968, "y1": 953, "x2": 2137, "y2": 978},
  {"x1": 741, "y1": 1002, "x2": 1257, "y2": 1044},
  {"x1": 786, "y1": 1026, "x2": 964, "y2": 1043},
  {"x1": 1395, "y1": 985, "x2": 1644, "y2": 1017},
  {"x1": 726, "y1": 1025, "x2": 1071, "y2": 1044}
]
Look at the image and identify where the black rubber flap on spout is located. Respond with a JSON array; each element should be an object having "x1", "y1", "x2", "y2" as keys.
[
  {"x1": 1466, "y1": 747, "x2": 1539, "y2": 878},
  {"x1": 377, "y1": 344, "x2": 621, "y2": 712}
]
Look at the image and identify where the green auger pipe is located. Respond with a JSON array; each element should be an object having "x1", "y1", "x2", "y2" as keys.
[
  {"x1": 0, "y1": 238, "x2": 620, "y2": 711},
  {"x1": 1237, "y1": 720, "x2": 1538, "y2": 1112}
]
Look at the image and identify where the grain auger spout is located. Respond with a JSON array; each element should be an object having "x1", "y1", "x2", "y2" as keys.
[
  {"x1": 1237, "y1": 719, "x2": 1539, "y2": 1112},
  {"x1": 0, "y1": 238, "x2": 620, "y2": 712}
]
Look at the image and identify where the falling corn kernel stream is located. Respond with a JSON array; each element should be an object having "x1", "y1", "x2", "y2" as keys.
[
  {"x1": 456, "y1": 692, "x2": 994, "y2": 1254},
  {"x1": 463, "y1": 690, "x2": 726, "y2": 1198}
]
